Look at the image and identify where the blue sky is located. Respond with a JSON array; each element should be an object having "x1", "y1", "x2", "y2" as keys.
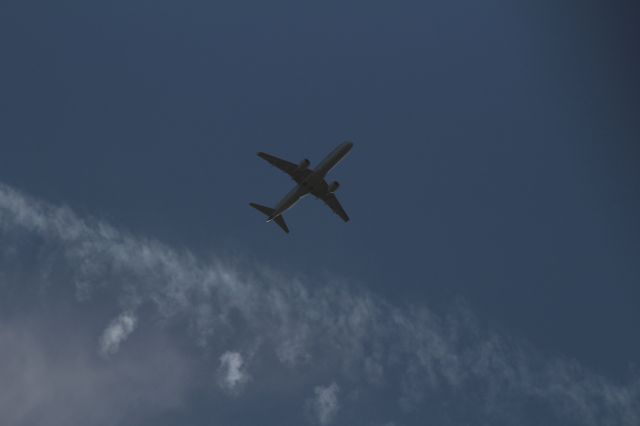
[{"x1": 1, "y1": 1, "x2": 639, "y2": 425}]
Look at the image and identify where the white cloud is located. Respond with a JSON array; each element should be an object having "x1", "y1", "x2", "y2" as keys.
[
  {"x1": 308, "y1": 382, "x2": 340, "y2": 425},
  {"x1": 99, "y1": 312, "x2": 137, "y2": 357},
  {"x1": 1, "y1": 182, "x2": 640, "y2": 425},
  {"x1": 218, "y1": 351, "x2": 249, "y2": 393},
  {"x1": 0, "y1": 316, "x2": 191, "y2": 426}
]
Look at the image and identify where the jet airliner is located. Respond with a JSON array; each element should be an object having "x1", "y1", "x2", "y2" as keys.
[{"x1": 250, "y1": 141, "x2": 353, "y2": 233}]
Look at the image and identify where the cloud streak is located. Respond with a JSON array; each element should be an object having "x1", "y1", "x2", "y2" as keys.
[
  {"x1": 218, "y1": 351, "x2": 249, "y2": 393},
  {"x1": 308, "y1": 383, "x2": 340, "y2": 425},
  {"x1": 1, "y1": 182, "x2": 639, "y2": 425},
  {"x1": 99, "y1": 311, "x2": 137, "y2": 357}
]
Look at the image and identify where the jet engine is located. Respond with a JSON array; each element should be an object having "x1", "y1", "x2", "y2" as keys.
[
  {"x1": 296, "y1": 158, "x2": 310, "y2": 171},
  {"x1": 327, "y1": 181, "x2": 340, "y2": 193}
]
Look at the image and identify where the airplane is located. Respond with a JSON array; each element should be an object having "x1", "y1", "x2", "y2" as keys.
[{"x1": 250, "y1": 141, "x2": 353, "y2": 233}]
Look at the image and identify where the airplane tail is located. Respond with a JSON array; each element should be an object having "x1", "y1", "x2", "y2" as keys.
[{"x1": 249, "y1": 203, "x2": 290, "y2": 234}]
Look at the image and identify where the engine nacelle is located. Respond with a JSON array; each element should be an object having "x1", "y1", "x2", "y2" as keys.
[
  {"x1": 327, "y1": 181, "x2": 340, "y2": 193},
  {"x1": 296, "y1": 158, "x2": 310, "y2": 171}
]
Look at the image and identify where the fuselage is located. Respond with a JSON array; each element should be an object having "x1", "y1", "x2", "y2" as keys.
[{"x1": 267, "y1": 141, "x2": 353, "y2": 221}]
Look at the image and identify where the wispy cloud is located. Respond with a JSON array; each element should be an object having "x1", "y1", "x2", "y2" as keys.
[
  {"x1": 1, "y1": 182, "x2": 639, "y2": 425},
  {"x1": 99, "y1": 311, "x2": 137, "y2": 357},
  {"x1": 218, "y1": 351, "x2": 249, "y2": 393},
  {"x1": 308, "y1": 383, "x2": 340, "y2": 425},
  {"x1": 0, "y1": 316, "x2": 191, "y2": 426}
]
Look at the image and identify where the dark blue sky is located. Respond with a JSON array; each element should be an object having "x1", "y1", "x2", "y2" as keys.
[{"x1": 1, "y1": 1, "x2": 639, "y2": 425}]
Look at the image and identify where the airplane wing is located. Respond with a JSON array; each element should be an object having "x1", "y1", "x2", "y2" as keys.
[
  {"x1": 321, "y1": 193, "x2": 350, "y2": 222},
  {"x1": 257, "y1": 152, "x2": 310, "y2": 181}
]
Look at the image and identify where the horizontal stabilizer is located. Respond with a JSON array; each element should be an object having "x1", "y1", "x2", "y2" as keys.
[
  {"x1": 272, "y1": 215, "x2": 289, "y2": 234},
  {"x1": 249, "y1": 202, "x2": 274, "y2": 217},
  {"x1": 249, "y1": 203, "x2": 290, "y2": 233}
]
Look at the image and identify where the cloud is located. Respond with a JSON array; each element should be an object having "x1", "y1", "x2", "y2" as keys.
[
  {"x1": 1, "y1": 182, "x2": 639, "y2": 426},
  {"x1": 0, "y1": 316, "x2": 191, "y2": 426},
  {"x1": 308, "y1": 383, "x2": 340, "y2": 425},
  {"x1": 218, "y1": 351, "x2": 249, "y2": 393},
  {"x1": 99, "y1": 311, "x2": 137, "y2": 357}
]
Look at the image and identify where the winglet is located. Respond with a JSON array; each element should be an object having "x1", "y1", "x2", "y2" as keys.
[{"x1": 249, "y1": 203, "x2": 290, "y2": 233}]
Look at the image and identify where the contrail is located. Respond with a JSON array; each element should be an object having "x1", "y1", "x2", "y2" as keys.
[{"x1": 0, "y1": 182, "x2": 638, "y2": 425}]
